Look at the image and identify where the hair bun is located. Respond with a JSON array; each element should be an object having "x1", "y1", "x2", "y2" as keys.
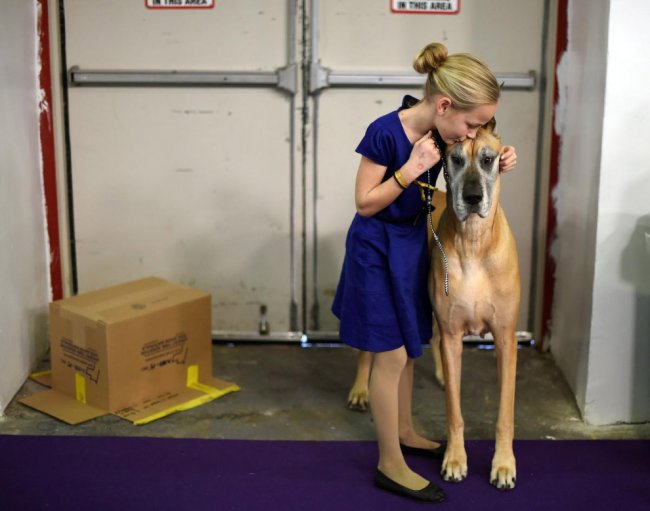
[{"x1": 413, "y1": 42, "x2": 448, "y2": 74}]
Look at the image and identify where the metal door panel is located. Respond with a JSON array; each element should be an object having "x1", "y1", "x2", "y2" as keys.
[
  {"x1": 61, "y1": 0, "x2": 547, "y2": 339},
  {"x1": 64, "y1": 0, "x2": 297, "y2": 333},
  {"x1": 70, "y1": 87, "x2": 293, "y2": 331},
  {"x1": 65, "y1": 0, "x2": 288, "y2": 70},
  {"x1": 317, "y1": 1, "x2": 543, "y2": 71}
]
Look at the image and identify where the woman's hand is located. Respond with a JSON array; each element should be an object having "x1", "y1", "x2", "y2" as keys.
[
  {"x1": 499, "y1": 145, "x2": 517, "y2": 173},
  {"x1": 403, "y1": 131, "x2": 442, "y2": 181}
]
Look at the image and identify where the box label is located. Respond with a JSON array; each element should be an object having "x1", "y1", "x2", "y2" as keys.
[
  {"x1": 114, "y1": 391, "x2": 182, "y2": 419},
  {"x1": 59, "y1": 338, "x2": 101, "y2": 383},
  {"x1": 140, "y1": 333, "x2": 188, "y2": 372}
]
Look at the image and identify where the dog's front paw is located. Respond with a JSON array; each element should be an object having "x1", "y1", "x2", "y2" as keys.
[
  {"x1": 347, "y1": 385, "x2": 369, "y2": 411},
  {"x1": 441, "y1": 447, "x2": 467, "y2": 482},
  {"x1": 490, "y1": 453, "x2": 517, "y2": 490}
]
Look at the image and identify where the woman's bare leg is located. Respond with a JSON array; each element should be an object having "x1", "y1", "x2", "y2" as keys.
[
  {"x1": 371, "y1": 347, "x2": 428, "y2": 490},
  {"x1": 397, "y1": 358, "x2": 441, "y2": 449}
]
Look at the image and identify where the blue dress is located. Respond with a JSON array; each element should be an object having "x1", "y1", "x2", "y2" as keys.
[{"x1": 331, "y1": 96, "x2": 443, "y2": 359}]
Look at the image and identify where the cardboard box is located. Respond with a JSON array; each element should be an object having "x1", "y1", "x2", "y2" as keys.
[{"x1": 21, "y1": 277, "x2": 239, "y2": 425}]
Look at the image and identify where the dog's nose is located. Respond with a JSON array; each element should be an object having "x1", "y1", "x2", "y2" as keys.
[
  {"x1": 463, "y1": 180, "x2": 483, "y2": 205},
  {"x1": 463, "y1": 178, "x2": 483, "y2": 206},
  {"x1": 464, "y1": 193, "x2": 483, "y2": 205}
]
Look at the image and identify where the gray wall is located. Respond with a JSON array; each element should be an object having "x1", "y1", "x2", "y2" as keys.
[
  {"x1": 550, "y1": 0, "x2": 650, "y2": 424},
  {"x1": 0, "y1": 1, "x2": 50, "y2": 414}
]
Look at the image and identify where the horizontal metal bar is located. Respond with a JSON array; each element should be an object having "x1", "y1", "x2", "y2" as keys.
[
  {"x1": 304, "y1": 331, "x2": 535, "y2": 345},
  {"x1": 70, "y1": 69, "x2": 276, "y2": 86},
  {"x1": 212, "y1": 330, "x2": 534, "y2": 345},
  {"x1": 328, "y1": 71, "x2": 536, "y2": 90},
  {"x1": 68, "y1": 66, "x2": 297, "y2": 93},
  {"x1": 311, "y1": 66, "x2": 536, "y2": 93},
  {"x1": 212, "y1": 331, "x2": 306, "y2": 343},
  {"x1": 462, "y1": 331, "x2": 534, "y2": 344},
  {"x1": 495, "y1": 73, "x2": 538, "y2": 90},
  {"x1": 328, "y1": 72, "x2": 423, "y2": 87}
]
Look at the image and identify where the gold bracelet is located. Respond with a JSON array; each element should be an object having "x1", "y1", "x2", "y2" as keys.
[{"x1": 393, "y1": 169, "x2": 409, "y2": 190}]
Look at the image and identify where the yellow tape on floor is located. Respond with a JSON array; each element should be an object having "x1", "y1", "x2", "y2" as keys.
[
  {"x1": 29, "y1": 366, "x2": 239, "y2": 425},
  {"x1": 30, "y1": 370, "x2": 52, "y2": 379},
  {"x1": 132, "y1": 365, "x2": 240, "y2": 426}
]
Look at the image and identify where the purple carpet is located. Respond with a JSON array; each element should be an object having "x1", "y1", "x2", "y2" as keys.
[{"x1": 1, "y1": 436, "x2": 648, "y2": 510}]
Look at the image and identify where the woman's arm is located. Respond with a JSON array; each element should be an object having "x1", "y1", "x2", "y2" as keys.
[
  {"x1": 354, "y1": 157, "x2": 404, "y2": 217},
  {"x1": 355, "y1": 131, "x2": 442, "y2": 217}
]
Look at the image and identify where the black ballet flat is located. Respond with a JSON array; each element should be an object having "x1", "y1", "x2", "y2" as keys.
[
  {"x1": 399, "y1": 442, "x2": 446, "y2": 460},
  {"x1": 374, "y1": 469, "x2": 446, "y2": 503}
]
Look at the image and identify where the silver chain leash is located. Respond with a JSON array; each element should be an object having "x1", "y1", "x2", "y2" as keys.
[{"x1": 427, "y1": 137, "x2": 449, "y2": 296}]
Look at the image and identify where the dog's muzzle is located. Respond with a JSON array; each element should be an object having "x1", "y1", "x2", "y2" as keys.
[{"x1": 462, "y1": 177, "x2": 483, "y2": 207}]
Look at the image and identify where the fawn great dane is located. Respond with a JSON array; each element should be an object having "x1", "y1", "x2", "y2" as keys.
[{"x1": 430, "y1": 120, "x2": 520, "y2": 489}]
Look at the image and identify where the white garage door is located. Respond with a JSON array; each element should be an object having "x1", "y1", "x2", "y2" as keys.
[{"x1": 60, "y1": 0, "x2": 545, "y2": 340}]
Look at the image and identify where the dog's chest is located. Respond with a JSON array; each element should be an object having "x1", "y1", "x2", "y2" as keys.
[{"x1": 446, "y1": 262, "x2": 496, "y2": 335}]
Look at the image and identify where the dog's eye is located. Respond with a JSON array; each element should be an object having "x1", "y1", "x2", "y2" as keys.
[
  {"x1": 450, "y1": 155, "x2": 463, "y2": 166},
  {"x1": 483, "y1": 156, "x2": 494, "y2": 167}
]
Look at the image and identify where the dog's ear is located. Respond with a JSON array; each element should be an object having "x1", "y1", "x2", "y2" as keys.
[{"x1": 484, "y1": 117, "x2": 497, "y2": 133}]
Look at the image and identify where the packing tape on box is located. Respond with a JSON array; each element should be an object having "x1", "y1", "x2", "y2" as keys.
[
  {"x1": 186, "y1": 364, "x2": 222, "y2": 394},
  {"x1": 132, "y1": 365, "x2": 240, "y2": 426},
  {"x1": 59, "y1": 306, "x2": 104, "y2": 349},
  {"x1": 75, "y1": 373, "x2": 87, "y2": 404}
]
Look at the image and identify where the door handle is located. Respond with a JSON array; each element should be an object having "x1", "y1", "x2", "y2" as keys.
[
  {"x1": 68, "y1": 64, "x2": 298, "y2": 94},
  {"x1": 309, "y1": 63, "x2": 536, "y2": 94}
]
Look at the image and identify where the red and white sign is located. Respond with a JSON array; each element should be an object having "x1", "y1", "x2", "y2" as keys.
[
  {"x1": 146, "y1": 0, "x2": 215, "y2": 9},
  {"x1": 391, "y1": 0, "x2": 460, "y2": 15}
]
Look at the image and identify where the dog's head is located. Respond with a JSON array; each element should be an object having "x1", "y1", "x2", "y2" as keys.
[{"x1": 445, "y1": 119, "x2": 502, "y2": 222}]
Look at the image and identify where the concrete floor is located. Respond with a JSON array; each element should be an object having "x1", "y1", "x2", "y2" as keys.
[{"x1": 1, "y1": 344, "x2": 649, "y2": 441}]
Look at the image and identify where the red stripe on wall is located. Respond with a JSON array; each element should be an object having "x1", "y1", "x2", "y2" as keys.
[
  {"x1": 38, "y1": 0, "x2": 63, "y2": 300},
  {"x1": 541, "y1": 0, "x2": 569, "y2": 346}
]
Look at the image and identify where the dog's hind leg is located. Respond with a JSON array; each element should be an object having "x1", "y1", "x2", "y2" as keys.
[
  {"x1": 440, "y1": 332, "x2": 468, "y2": 483},
  {"x1": 490, "y1": 328, "x2": 518, "y2": 489},
  {"x1": 347, "y1": 350, "x2": 372, "y2": 411},
  {"x1": 429, "y1": 319, "x2": 444, "y2": 389}
]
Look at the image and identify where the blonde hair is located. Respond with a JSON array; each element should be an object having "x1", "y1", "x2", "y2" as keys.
[{"x1": 413, "y1": 42, "x2": 500, "y2": 110}]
